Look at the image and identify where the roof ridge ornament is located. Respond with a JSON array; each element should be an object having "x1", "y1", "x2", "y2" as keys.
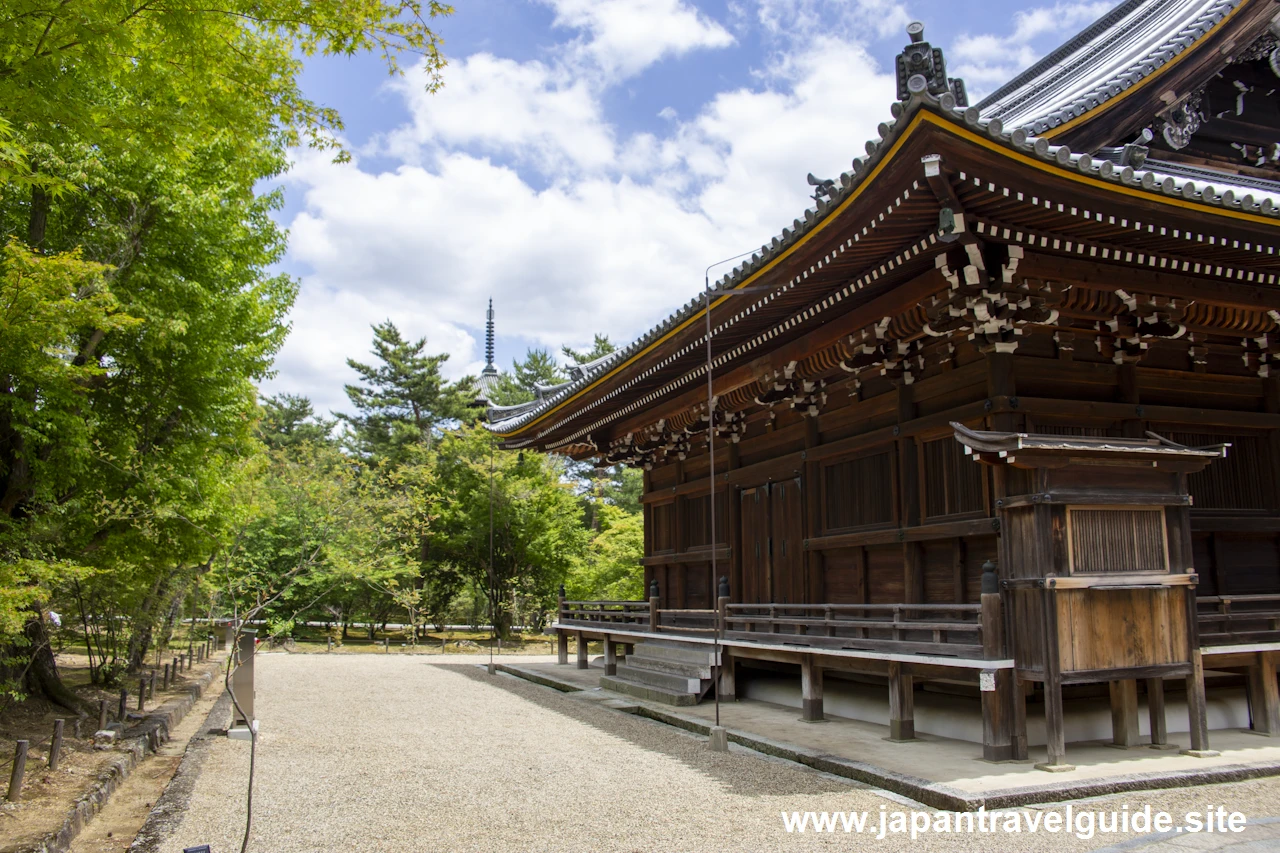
[{"x1": 895, "y1": 22, "x2": 968, "y2": 106}]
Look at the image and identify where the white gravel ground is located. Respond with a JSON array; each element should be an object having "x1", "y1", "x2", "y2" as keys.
[{"x1": 153, "y1": 654, "x2": 1280, "y2": 853}]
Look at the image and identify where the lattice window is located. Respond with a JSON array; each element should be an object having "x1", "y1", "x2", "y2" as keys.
[
  {"x1": 922, "y1": 437, "x2": 985, "y2": 518},
  {"x1": 1165, "y1": 432, "x2": 1268, "y2": 511},
  {"x1": 683, "y1": 492, "x2": 726, "y2": 549},
  {"x1": 651, "y1": 502, "x2": 675, "y2": 553},
  {"x1": 825, "y1": 451, "x2": 895, "y2": 531},
  {"x1": 1067, "y1": 507, "x2": 1168, "y2": 574}
]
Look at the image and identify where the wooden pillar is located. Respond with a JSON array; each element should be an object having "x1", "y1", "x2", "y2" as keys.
[
  {"x1": 985, "y1": 351, "x2": 1016, "y2": 431},
  {"x1": 800, "y1": 657, "x2": 824, "y2": 722},
  {"x1": 1012, "y1": 679, "x2": 1029, "y2": 761},
  {"x1": 556, "y1": 630, "x2": 569, "y2": 665},
  {"x1": 887, "y1": 661, "x2": 914, "y2": 741},
  {"x1": 603, "y1": 635, "x2": 617, "y2": 676},
  {"x1": 1036, "y1": 586, "x2": 1073, "y2": 770},
  {"x1": 1109, "y1": 679, "x2": 1141, "y2": 747},
  {"x1": 1146, "y1": 677, "x2": 1172, "y2": 748},
  {"x1": 1248, "y1": 651, "x2": 1279, "y2": 736},
  {"x1": 576, "y1": 631, "x2": 588, "y2": 670},
  {"x1": 980, "y1": 578, "x2": 1014, "y2": 760}
]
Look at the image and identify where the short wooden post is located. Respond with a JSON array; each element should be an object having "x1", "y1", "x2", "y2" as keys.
[
  {"x1": 1146, "y1": 677, "x2": 1171, "y2": 747},
  {"x1": 384, "y1": 637, "x2": 389, "y2": 653},
  {"x1": 1183, "y1": 650, "x2": 1215, "y2": 755},
  {"x1": 887, "y1": 661, "x2": 914, "y2": 741},
  {"x1": 717, "y1": 578, "x2": 730, "y2": 637},
  {"x1": 719, "y1": 649, "x2": 736, "y2": 701},
  {"x1": 148, "y1": 670, "x2": 156, "y2": 701},
  {"x1": 648, "y1": 579, "x2": 660, "y2": 634},
  {"x1": 1039, "y1": 678, "x2": 1070, "y2": 769},
  {"x1": 117, "y1": 688, "x2": 127, "y2": 722},
  {"x1": 1248, "y1": 650, "x2": 1279, "y2": 736},
  {"x1": 979, "y1": 564, "x2": 1015, "y2": 760},
  {"x1": 1036, "y1": 585, "x2": 1073, "y2": 770},
  {"x1": 800, "y1": 657, "x2": 824, "y2": 722},
  {"x1": 187, "y1": 650, "x2": 194, "y2": 669},
  {"x1": 556, "y1": 630, "x2": 569, "y2": 665},
  {"x1": 48, "y1": 720, "x2": 64, "y2": 770},
  {"x1": 1109, "y1": 679, "x2": 1140, "y2": 747},
  {"x1": 576, "y1": 631, "x2": 588, "y2": 670},
  {"x1": 1012, "y1": 678, "x2": 1029, "y2": 760},
  {"x1": 6, "y1": 741, "x2": 27, "y2": 802},
  {"x1": 327, "y1": 637, "x2": 333, "y2": 653},
  {"x1": 163, "y1": 662, "x2": 171, "y2": 690},
  {"x1": 98, "y1": 699, "x2": 108, "y2": 732},
  {"x1": 138, "y1": 678, "x2": 147, "y2": 711},
  {"x1": 603, "y1": 634, "x2": 617, "y2": 676}
]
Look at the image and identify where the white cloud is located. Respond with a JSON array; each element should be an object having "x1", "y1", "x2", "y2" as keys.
[
  {"x1": 755, "y1": 0, "x2": 913, "y2": 43},
  {"x1": 381, "y1": 53, "x2": 616, "y2": 175},
  {"x1": 542, "y1": 0, "x2": 735, "y2": 79},
  {"x1": 267, "y1": 35, "x2": 897, "y2": 416}
]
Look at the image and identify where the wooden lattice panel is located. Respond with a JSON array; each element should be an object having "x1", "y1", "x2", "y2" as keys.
[{"x1": 1067, "y1": 507, "x2": 1168, "y2": 574}]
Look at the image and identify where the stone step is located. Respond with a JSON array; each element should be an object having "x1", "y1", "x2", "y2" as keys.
[
  {"x1": 625, "y1": 652, "x2": 712, "y2": 680},
  {"x1": 615, "y1": 663, "x2": 702, "y2": 694},
  {"x1": 633, "y1": 641, "x2": 718, "y2": 667},
  {"x1": 600, "y1": 675, "x2": 698, "y2": 706}
]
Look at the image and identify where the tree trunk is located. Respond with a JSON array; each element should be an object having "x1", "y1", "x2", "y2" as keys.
[
  {"x1": 27, "y1": 184, "x2": 50, "y2": 247},
  {"x1": 23, "y1": 615, "x2": 91, "y2": 715}
]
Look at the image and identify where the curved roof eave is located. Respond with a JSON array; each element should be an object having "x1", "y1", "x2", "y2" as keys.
[{"x1": 488, "y1": 85, "x2": 1280, "y2": 445}]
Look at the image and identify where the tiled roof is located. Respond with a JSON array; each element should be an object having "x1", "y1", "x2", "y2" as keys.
[
  {"x1": 488, "y1": 4, "x2": 1280, "y2": 441},
  {"x1": 977, "y1": 0, "x2": 1243, "y2": 134}
]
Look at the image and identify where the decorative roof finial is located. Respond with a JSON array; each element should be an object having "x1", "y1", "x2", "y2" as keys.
[
  {"x1": 484, "y1": 298, "x2": 496, "y2": 374},
  {"x1": 895, "y1": 21, "x2": 968, "y2": 107}
]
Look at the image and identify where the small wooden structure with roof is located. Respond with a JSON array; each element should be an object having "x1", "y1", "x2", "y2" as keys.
[{"x1": 490, "y1": 0, "x2": 1280, "y2": 763}]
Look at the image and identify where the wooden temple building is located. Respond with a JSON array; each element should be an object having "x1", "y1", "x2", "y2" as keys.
[{"x1": 489, "y1": 0, "x2": 1280, "y2": 769}]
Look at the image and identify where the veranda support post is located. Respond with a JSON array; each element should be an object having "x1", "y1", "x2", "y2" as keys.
[
  {"x1": 1147, "y1": 678, "x2": 1172, "y2": 748},
  {"x1": 1110, "y1": 680, "x2": 1141, "y2": 747},
  {"x1": 1248, "y1": 651, "x2": 1279, "y2": 735},
  {"x1": 603, "y1": 635, "x2": 617, "y2": 676},
  {"x1": 649, "y1": 579, "x2": 660, "y2": 634},
  {"x1": 800, "y1": 657, "x2": 824, "y2": 722},
  {"x1": 576, "y1": 631, "x2": 588, "y2": 670},
  {"x1": 887, "y1": 661, "x2": 914, "y2": 741}
]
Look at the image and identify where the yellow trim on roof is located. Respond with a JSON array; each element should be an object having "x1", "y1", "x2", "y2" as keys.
[
  {"x1": 496, "y1": 103, "x2": 1280, "y2": 441},
  {"x1": 490, "y1": 110, "x2": 934, "y2": 438},
  {"x1": 1045, "y1": 0, "x2": 1253, "y2": 139},
  {"x1": 925, "y1": 111, "x2": 1280, "y2": 226}
]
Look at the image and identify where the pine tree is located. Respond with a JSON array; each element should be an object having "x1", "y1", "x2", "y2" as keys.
[
  {"x1": 562, "y1": 334, "x2": 616, "y2": 365},
  {"x1": 488, "y1": 348, "x2": 566, "y2": 407},
  {"x1": 341, "y1": 321, "x2": 476, "y2": 460}
]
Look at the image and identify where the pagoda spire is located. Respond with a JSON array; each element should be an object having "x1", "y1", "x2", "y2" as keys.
[{"x1": 483, "y1": 298, "x2": 497, "y2": 375}]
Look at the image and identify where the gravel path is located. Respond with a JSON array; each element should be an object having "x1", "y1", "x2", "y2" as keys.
[{"x1": 151, "y1": 654, "x2": 1280, "y2": 853}]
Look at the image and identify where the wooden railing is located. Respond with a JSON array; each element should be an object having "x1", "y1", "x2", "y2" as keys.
[
  {"x1": 1199, "y1": 595, "x2": 1280, "y2": 646},
  {"x1": 558, "y1": 600, "x2": 652, "y2": 629},
  {"x1": 556, "y1": 593, "x2": 1004, "y2": 661},
  {"x1": 724, "y1": 603, "x2": 986, "y2": 658}
]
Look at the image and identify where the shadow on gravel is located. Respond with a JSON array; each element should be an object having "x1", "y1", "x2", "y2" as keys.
[{"x1": 437, "y1": 663, "x2": 859, "y2": 798}]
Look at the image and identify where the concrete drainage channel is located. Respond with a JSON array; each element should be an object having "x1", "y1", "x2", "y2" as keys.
[
  {"x1": 492, "y1": 663, "x2": 1280, "y2": 813},
  {"x1": 12, "y1": 665, "x2": 223, "y2": 853}
]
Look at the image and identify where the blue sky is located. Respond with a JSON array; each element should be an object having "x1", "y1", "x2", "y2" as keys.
[{"x1": 262, "y1": 0, "x2": 1117, "y2": 415}]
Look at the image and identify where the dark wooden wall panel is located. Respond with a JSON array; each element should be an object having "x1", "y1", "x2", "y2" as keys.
[
  {"x1": 823, "y1": 548, "x2": 865, "y2": 604},
  {"x1": 866, "y1": 545, "x2": 904, "y2": 604},
  {"x1": 922, "y1": 541, "x2": 956, "y2": 603}
]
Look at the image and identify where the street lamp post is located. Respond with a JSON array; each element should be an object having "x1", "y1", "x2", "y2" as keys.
[{"x1": 702, "y1": 255, "x2": 774, "y2": 751}]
